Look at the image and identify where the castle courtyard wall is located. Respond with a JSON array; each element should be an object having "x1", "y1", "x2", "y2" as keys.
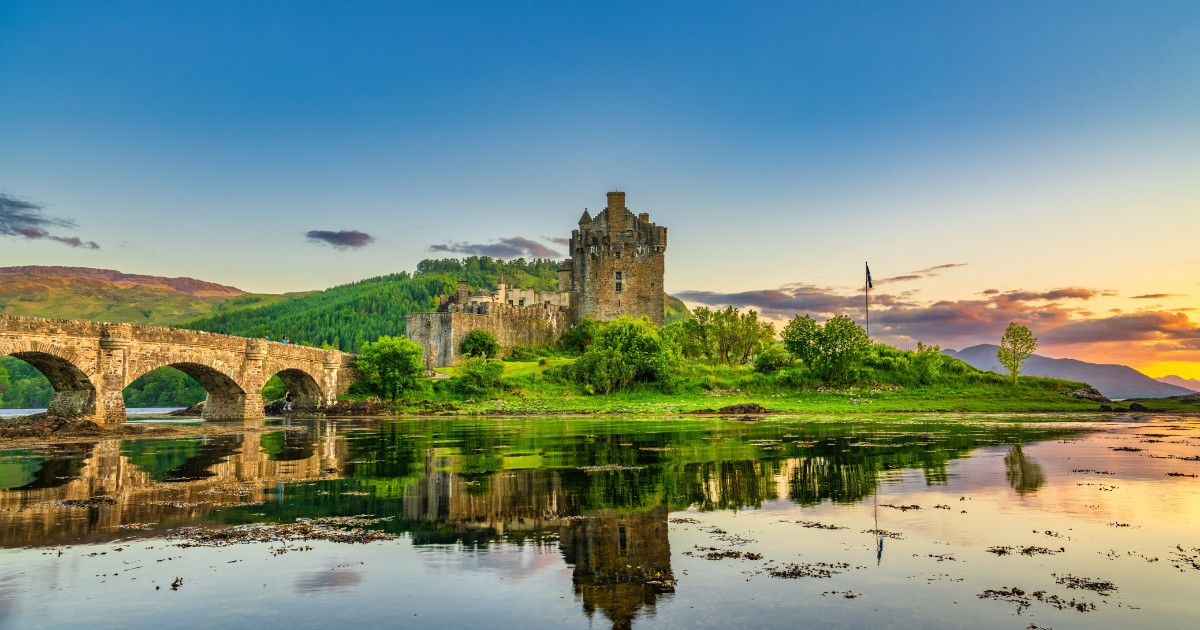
[{"x1": 407, "y1": 303, "x2": 568, "y2": 367}]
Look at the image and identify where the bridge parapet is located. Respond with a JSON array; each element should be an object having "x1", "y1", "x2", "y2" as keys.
[{"x1": 0, "y1": 315, "x2": 361, "y2": 422}]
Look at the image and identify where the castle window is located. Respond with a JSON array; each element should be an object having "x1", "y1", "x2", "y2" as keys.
[
  {"x1": 519, "y1": 299, "x2": 525, "y2": 306},
  {"x1": 615, "y1": 251, "x2": 620, "y2": 259},
  {"x1": 616, "y1": 272, "x2": 622, "y2": 281},
  {"x1": 615, "y1": 283, "x2": 622, "y2": 292},
  {"x1": 625, "y1": 229, "x2": 632, "y2": 237}
]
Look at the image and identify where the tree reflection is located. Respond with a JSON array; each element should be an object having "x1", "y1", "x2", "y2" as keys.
[{"x1": 1004, "y1": 444, "x2": 1045, "y2": 495}]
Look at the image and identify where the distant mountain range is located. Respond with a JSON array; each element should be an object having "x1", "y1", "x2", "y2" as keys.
[
  {"x1": 943, "y1": 344, "x2": 1197, "y2": 400},
  {"x1": 1155, "y1": 374, "x2": 1200, "y2": 392}
]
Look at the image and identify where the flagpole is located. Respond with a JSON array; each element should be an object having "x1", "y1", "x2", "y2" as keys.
[{"x1": 865, "y1": 262, "x2": 869, "y2": 336}]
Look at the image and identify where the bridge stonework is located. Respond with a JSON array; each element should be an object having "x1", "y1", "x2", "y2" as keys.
[{"x1": 0, "y1": 315, "x2": 361, "y2": 422}]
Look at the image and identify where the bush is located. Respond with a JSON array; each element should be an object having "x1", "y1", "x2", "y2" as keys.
[
  {"x1": 451, "y1": 358, "x2": 506, "y2": 397},
  {"x1": 753, "y1": 344, "x2": 793, "y2": 374},
  {"x1": 461, "y1": 329, "x2": 501, "y2": 359},
  {"x1": 559, "y1": 318, "x2": 601, "y2": 354},
  {"x1": 355, "y1": 335, "x2": 425, "y2": 401},
  {"x1": 910, "y1": 341, "x2": 943, "y2": 385},
  {"x1": 572, "y1": 316, "x2": 681, "y2": 394}
]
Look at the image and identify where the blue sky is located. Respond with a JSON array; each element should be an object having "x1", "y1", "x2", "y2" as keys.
[{"x1": 2, "y1": 1, "x2": 1198, "y2": 373}]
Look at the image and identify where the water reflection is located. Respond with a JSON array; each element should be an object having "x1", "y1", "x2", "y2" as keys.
[
  {"x1": 0, "y1": 416, "x2": 1136, "y2": 629},
  {"x1": 562, "y1": 507, "x2": 674, "y2": 630},
  {"x1": 1004, "y1": 443, "x2": 1045, "y2": 495}
]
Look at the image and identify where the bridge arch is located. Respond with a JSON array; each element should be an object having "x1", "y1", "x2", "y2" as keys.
[
  {"x1": 268, "y1": 367, "x2": 326, "y2": 411},
  {"x1": 0, "y1": 341, "x2": 99, "y2": 417},
  {"x1": 125, "y1": 359, "x2": 250, "y2": 420}
]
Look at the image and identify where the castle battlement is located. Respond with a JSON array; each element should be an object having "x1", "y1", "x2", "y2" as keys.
[{"x1": 408, "y1": 192, "x2": 667, "y2": 366}]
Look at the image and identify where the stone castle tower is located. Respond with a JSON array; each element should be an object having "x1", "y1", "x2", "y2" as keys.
[{"x1": 560, "y1": 191, "x2": 667, "y2": 326}]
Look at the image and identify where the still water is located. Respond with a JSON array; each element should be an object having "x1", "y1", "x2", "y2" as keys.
[{"x1": 1, "y1": 414, "x2": 1197, "y2": 629}]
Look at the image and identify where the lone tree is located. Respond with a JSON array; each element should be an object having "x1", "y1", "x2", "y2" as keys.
[
  {"x1": 997, "y1": 322, "x2": 1037, "y2": 385},
  {"x1": 781, "y1": 314, "x2": 820, "y2": 370},
  {"x1": 461, "y1": 329, "x2": 501, "y2": 358},
  {"x1": 355, "y1": 335, "x2": 425, "y2": 401}
]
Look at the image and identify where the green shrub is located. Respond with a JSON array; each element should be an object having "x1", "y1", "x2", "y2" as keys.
[
  {"x1": 461, "y1": 329, "x2": 501, "y2": 359},
  {"x1": 559, "y1": 318, "x2": 601, "y2": 354},
  {"x1": 451, "y1": 358, "x2": 506, "y2": 398},
  {"x1": 572, "y1": 316, "x2": 681, "y2": 394},
  {"x1": 754, "y1": 344, "x2": 793, "y2": 373}
]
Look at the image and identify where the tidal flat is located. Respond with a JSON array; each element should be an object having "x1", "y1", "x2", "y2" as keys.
[{"x1": 1, "y1": 414, "x2": 1198, "y2": 629}]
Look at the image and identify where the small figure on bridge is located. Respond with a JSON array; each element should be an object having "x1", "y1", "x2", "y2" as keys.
[{"x1": 282, "y1": 337, "x2": 290, "y2": 344}]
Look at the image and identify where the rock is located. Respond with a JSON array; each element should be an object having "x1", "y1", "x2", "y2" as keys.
[
  {"x1": 1128, "y1": 402, "x2": 1148, "y2": 411},
  {"x1": 168, "y1": 402, "x2": 204, "y2": 417},
  {"x1": 1067, "y1": 388, "x2": 1112, "y2": 403},
  {"x1": 717, "y1": 403, "x2": 769, "y2": 415},
  {"x1": 325, "y1": 399, "x2": 386, "y2": 417},
  {"x1": 1099, "y1": 404, "x2": 1113, "y2": 412}
]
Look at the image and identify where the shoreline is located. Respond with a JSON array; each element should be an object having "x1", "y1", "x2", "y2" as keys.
[{"x1": 3, "y1": 407, "x2": 1198, "y2": 444}]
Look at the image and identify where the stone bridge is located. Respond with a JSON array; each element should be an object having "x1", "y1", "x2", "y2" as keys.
[{"x1": 0, "y1": 315, "x2": 361, "y2": 422}]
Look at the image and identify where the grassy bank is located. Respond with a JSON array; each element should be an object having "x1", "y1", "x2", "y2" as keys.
[{"x1": 344, "y1": 358, "x2": 1200, "y2": 416}]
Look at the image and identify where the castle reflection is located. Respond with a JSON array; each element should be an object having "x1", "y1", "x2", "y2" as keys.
[{"x1": 0, "y1": 417, "x2": 1082, "y2": 629}]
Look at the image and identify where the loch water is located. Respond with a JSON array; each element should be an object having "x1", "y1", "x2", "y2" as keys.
[{"x1": 1, "y1": 414, "x2": 1198, "y2": 629}]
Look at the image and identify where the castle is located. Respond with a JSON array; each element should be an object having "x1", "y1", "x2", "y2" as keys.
[{"x1": 407, "y1": 191, "x2": 667, "y2": 367}]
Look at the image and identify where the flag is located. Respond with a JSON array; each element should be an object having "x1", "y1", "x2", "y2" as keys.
[{"x1": 866, "y1": 263, "x2": 873, "y2": 289}]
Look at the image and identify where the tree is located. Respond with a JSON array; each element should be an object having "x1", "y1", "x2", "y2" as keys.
[
  {"x1": 461, "y1": 329, "x2": 501, "y2": 358},
  {"x1": 678, "y1": 306, "x2": 774, "y2": 365},
  {"x1": 781, "y1": 315, "x2": 820, "y2": 370},
  {"x1": 910, "y1": 341, "x2": 943, "y2": 385},
  {"x1": 997, "y1": 322, "x2": 1037, "y2": 385},
  {"x1": 355, "y1": 335, "x2": 425, "y2": 401},
  {"x1": 815, "y1": 315, "x2": 871, "y2": 384}
]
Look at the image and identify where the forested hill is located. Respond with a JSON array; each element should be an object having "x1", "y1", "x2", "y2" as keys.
[{"x1": 179, "y1": 257, "x2": 564, "y2": 351}]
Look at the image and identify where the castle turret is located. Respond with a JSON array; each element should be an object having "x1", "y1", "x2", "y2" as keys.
[{"x1": 569, "y1": 192, "x2": 666, "y2": 325}]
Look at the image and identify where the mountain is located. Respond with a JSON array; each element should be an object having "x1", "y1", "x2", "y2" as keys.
[
  {"x1": 0, "y1": 266, "x2": 243, "y2": 297},
  {"x1": 1154, "y1": 375, "x2": 1200, "y2": 393},
  {"x1": 0, "y1": 267, "x2": 247, "y2": 325},
  {"x1": 943, "y1": 344, "x2": 1195, "y2": 399}
]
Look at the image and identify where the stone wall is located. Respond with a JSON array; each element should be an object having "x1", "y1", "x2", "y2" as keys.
[{"x1": 407, "y1": 302, "x2": 568, "y2": 367}]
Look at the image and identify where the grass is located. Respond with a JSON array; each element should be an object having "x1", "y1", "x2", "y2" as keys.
[{"x1": 346, "y1": 358, "x2": 1200, "y2": 417}]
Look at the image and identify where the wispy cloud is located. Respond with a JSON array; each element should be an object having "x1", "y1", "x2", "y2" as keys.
[
  {"x1": 0, "y1": 193, "x2": 99, "y2": 249},
  {"x1": 876, "y1": 262, "x2": 969, "y2": 285},
  {"x1": 305, "y1": 229, "x2": 375, "y2": 250},
  {"x1": 429, "y1": 236, "x2": 564, "y2": 260},
  {"x1": 1132, "y1": 293, "x2": 1180, "y2": 299}
]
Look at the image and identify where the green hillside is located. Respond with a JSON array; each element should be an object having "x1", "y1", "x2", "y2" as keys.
[
  {"x1": 665, "y1": 295, "x2": 691, "y2": 325},
  {"x1": 180, "y1": 257, "x2": 565, "y2": 351}
]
